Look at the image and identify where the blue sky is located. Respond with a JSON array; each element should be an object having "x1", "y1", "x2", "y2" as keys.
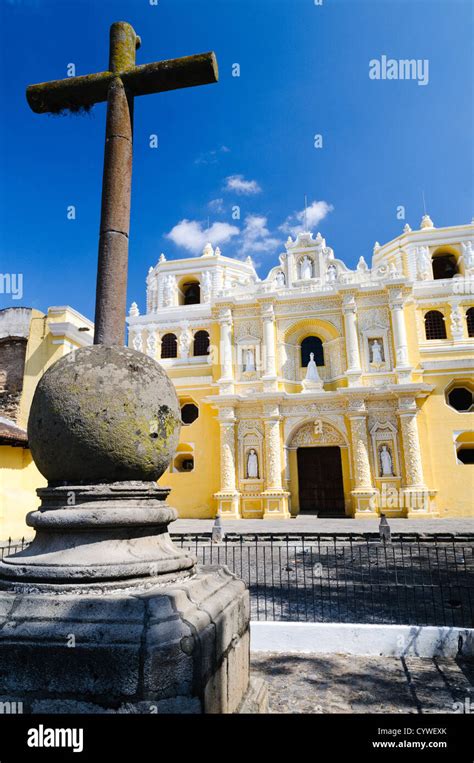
[{"x1": 0, "y1": 0, "x2": 473, "y2": 319}]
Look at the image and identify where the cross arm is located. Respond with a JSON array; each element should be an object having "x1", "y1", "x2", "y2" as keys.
[
  {"x1": 121, "y1": 52, "x2": 218, "y2": 97},
  {"x1": 26, "y1": 71, "x2": 114, "y2": 114},
  {"x1": 26, "y1": 52, "x2": 218, "y2": 114}
]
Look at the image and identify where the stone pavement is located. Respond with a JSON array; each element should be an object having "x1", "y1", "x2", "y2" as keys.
[
  {"x1": 172, "y1": 517, "x2": 474, "y2": 535},
  {"x1": 250, "y1": 653, "x2": 474, "y2": 713}
]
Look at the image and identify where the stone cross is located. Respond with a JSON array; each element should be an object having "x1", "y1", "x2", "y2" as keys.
[{"x1": 27, "y1": 21, "x2": 218, "y2": 345}]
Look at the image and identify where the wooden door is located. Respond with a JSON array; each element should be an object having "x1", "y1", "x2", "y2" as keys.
[{"x1": 297, "y1": 446, "x2": 345, "y2": 515}]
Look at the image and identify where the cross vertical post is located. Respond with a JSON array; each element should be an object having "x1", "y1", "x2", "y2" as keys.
[{"x1": 94, "y1": 22, "x2": 139, "y2": 345}]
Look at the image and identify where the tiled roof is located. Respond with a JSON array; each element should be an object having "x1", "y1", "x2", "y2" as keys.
[{"x1": 0, "y1": 417, "x2": 28, "y2": 446}]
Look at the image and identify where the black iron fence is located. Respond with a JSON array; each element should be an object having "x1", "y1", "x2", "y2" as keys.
[
  {"x1": 173, "y1": 533, "x2": 474, "y2": 628},
  {"x1": 2, "y1": 533, "x2": 473, "y2": 628}
]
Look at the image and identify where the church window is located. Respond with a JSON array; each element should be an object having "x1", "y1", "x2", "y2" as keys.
[
  {"x1": 174, "y1": 454, "x2": 195, "y2": 472},
  {"x1": 182, "y1": 281, "x2": 201, "y2": 305},
  {"x1": 424, "y1": 310, "x2": 446, "y2": 340},
  {"x1": 466, "y1": 307, "x2": 474, "y2": 338},
  {"x1": 457, "y1": 448, "x2": 474, "y2": 464},
  {"x1": 193, "y1": 330, "x2": 210, "y2": 356},
  {"x1": 431, "y1": 252, "x2": 458, "y2": 280},
  {"x1": 181, "y1": 403, "x2": 199, "y2": 425},
  {"x1": 447, "y1": 387, "x2": 473, "y2": 412},
  {"x1": 161, "y1": 333, "x2": 177, "y2": 358},
  {"x1": 301, "y1": 336, "x2": 324, "y2": 366}
]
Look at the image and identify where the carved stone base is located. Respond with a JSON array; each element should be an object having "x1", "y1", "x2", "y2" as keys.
[
  {"x1": 214, "y1": 491, "x2": 241, "y2": 519},
  {"x1": 351, "y1": 488, "x2": 378, "y2": 517},
  {"x1": 0, "y1": 566, "x2": 252, "y2": 714},
  {"x1": 262, "y1": 375, "x2": 278, "y2": 393},
  {"x1": 262, "y1": 490, "x2": 291, "y2": 520},
  {"x1": 301, "y1": 379, "x2": 324, "y2": 392},
  {"x1": 0, "y1": 482, "x2": 195, "y2": 587},
  {"x1": 346, "y1": 370, "x2": 363, "y2": 387}
]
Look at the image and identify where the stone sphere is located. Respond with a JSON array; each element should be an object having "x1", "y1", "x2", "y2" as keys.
[{"x1": 28, "y1": 345, "x2": 181, "y2": 484}]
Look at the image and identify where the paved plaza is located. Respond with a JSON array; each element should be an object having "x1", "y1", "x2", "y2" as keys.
[{"x1": 251, "y1": 653, "x2": 474, "y2": 714}]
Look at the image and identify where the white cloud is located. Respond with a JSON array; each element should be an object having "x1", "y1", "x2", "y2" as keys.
[
  {"x1": 165, "y1": 219, "x2": 239, "y2": 255},
  {"x1": 238, "y1": 215, "x2": 280, "y2": 256},
  {"x1": 194, "y1": 145, "x2": 230, "y2": 165},
  {"x1": 208, "y1": 198, "x2": 225, "y2": 213},
  {"x1": 224, "y1": 174, "x2": 262, "y2": 195},
  {"x1": 279, "y1": 200, "x2": 333, "y2": 235}
]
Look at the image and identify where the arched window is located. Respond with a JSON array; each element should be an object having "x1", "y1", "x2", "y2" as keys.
[
  {"x1": 182, "y1": 281, "x2": 200, "y2": 305},
  {"x1": 432, "y1": 253, "x2": 458, "y2": 280},
  {"x1": 301, "y1": 336, "x2": 324, "y2": 366},
  {"x1": 193, "y1": 330, "x2": 210, "y2": 356},
  {"x1": 161, "y1": 333, "x2": 177, "y2": 358},
  {"x1": 424, "y1": 310, "x2": 447, "y2": 340},
  {"x1": 466, "y1": 307, "x2": 474, "y2": 338}
]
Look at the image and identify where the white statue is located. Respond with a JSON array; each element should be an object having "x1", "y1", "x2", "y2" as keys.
[
  {"x1": 246, "y1": 449, "x2": 259, "y2": 479},
  {"x1": 162, "y1": 274, "x2": 176, "y2": 307},
  {"x1": 159, "y1": 253, "x2": 166, "y2": 263},
  {"x1": 129, "y1": 301, "x2": 139, "y2": 317},
  {"x1": 327, "y1": 263, "x2": 337, "y2": 282},
  {"x1": 370, "y1": 339, "x2": 383, "y2": 364},
  {"x1": 380, "y1": 444, "x2": 393, "y2": 476},
  {"x1": 462, "y1": 241, "x2": 474, "y2": 270},
  {"x1": 244, "y1": 347, "x2": 255, "y2": 372},
  {"x1": 357, "y1": 256, "x2": 368, "y2": 272},
  {"x1": 275, "y1": 270, "x2": 286, "y2": 288},
  {"x1": 305, "y1": 352, "x2": 321, "y2": 381},
  {"x1": 300, "y1": 256, "x2": 313, "y2": 280},
  {"x1": 178, "y1": 328, "x2": 192, "y2": 359},
  {"x1": 416, "y1": 246, "x2": 431, "y2": 280},
  {"x1": 201, "y1": 271, "x2": 212, "y2": 303}
]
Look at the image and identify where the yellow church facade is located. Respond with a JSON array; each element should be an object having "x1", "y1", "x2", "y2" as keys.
[
  {"x1": 0, "y1": 306, "x2": 93, "y2": 539},
  {"x1": 128, "y1": 216, "x2": 474, "y2": 520}
]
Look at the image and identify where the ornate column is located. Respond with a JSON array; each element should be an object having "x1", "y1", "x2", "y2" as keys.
[
  {"x1": 217, "y1": 307, "x2": 234, "y2": 394},
  {"x1": 347, "y1": 398, "x2": 377, "y2": 516},
  {"x1": 342, "y1": 292, "x2": 362, "y2": 386},
  {"x1": 397, "y1": 396, "x2": 431, "y2": 514},
  {"x1": 262, "y1": 404, "x2": 290, "y2": 519},
  {"x1": 388, "y1": 287, "x2": 412, "y2": 382},
  {"x1": 214, "y1": 406, "x2": 240, "y2": 519},
  {"x1": 261, "y1": 303, "x2": 278, "y2": 391}
]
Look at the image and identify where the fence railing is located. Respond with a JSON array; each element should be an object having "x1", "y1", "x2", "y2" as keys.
[
  {"x1": 173, "y1": 533, "x2": 474, "y2": 628},
  {"x1": 2, "y1": 533, "x2": 473, "y2": 628}
]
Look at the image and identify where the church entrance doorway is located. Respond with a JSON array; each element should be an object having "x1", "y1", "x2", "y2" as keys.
[{"x1": 297, "y1": 446, "x2": 345, "y2": 516}]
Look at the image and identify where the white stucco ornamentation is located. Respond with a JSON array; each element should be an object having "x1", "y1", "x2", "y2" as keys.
[{"x1": 128, "y1": 218, "x2": 473, "y2": 520}]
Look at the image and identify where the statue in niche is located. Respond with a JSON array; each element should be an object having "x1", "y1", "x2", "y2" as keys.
[
  {"x1": 246, "y1": 449, "x2": 259, "y2": 479},
  {"x1": 379, "y1": 444, "x2": 394, "y2": 476},
  {"x1": 275, "y1": 270, "x2": 286, "y2": 288},
  {"x1": 243, "y1": 347, "x2": 256, "y2": 372},
  {"x1": 305, "y1": 352, "x2": 321, "y2": 382},
  {"x1": 370, "y1": 339, "x2": 384, "y2": 365},
  {"x1": 327, "y1": 263, "x2": 337, "y2": 283},
  {"x1": 300, "y1": 256, "x2": 313, "y2": 280}
]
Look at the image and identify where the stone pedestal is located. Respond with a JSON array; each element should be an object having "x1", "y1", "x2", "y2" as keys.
[
  {"x1": 0, "y1": 346, "x2": 266, "y2": 714},
  {"x1": 0, "y1": 480, "x2": 262, "y2": 713}
]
